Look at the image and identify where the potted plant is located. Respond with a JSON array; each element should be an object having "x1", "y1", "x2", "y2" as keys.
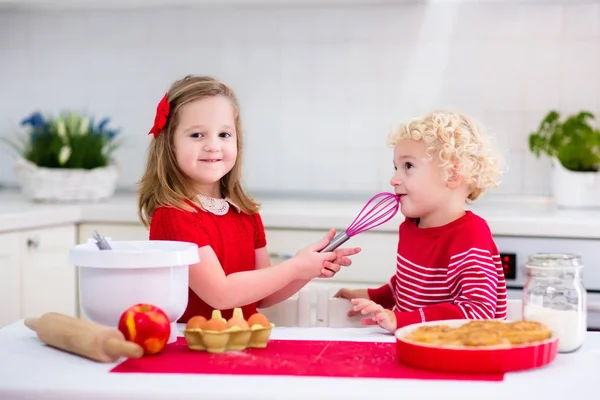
[
  {"x1": 2, "y1": 111, "x2": 122, "y2": 202},
  {"x1": 528, "y1": 110, "x2": 600, "y2": 208}
]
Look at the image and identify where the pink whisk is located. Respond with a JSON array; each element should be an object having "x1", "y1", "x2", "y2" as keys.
[{"x1": 320, "y1": 192, "x2": 400, "y2": 253}]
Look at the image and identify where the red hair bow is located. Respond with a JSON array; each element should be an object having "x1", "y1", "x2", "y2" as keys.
[{"x1": 148, "y1": 93, "x2": 170, "y2": 138}]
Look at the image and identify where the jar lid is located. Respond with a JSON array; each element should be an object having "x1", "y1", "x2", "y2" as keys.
[{"x1": 526, "y1": 253, "x2": 583, "y2": 270}]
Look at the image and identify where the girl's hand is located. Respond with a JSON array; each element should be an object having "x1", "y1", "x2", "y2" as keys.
[
  {"x1": 319, "y1": 246, "x2": 361, "y2": 277},
  {"x1": 350, "y1": 298, "x2": 397, "y2": 333},
  {"x1": 292, "y1": 232, "x2": 338, "y2": 280},
  {"x1": 334, "y1": 288, "x2": 369, "y2": 316},
  {"x1": 331, "y1": 245, "x2": 361, "y2": 267},
  {"x1": 318, "y1": 229, "x2": 361, "y2": 278}
]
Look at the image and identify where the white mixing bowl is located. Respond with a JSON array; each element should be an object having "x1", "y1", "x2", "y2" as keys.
[{"x1": 69, "y1": 239, "x2": 199, "y2": 344}]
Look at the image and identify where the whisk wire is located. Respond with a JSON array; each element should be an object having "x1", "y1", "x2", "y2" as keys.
[
  {"x1": 347, "y1": 194, "x2": 389, "y2": 230},
  {"x1": 318, "y1": 192, "x2": 400, "y2": 253},
  {"x1": 351, "y1": 195, "x2": 398, "y2": 233},
  {"x1": 346, "y1": 193, "x2": 400, "y2": 236}
]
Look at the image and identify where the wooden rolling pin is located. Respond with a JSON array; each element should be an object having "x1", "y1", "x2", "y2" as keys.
[{"x1": 24, "y1": 312, "x2": 144, "y2": 363}]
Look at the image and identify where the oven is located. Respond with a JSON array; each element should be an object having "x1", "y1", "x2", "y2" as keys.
[{"x1": 495, "y1": 235, "x2": 600, "y2": 331}]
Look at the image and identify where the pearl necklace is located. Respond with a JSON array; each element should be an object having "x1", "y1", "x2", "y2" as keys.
[{"x1": 197, "y1": 194, "x2": 229, "y2": 216}]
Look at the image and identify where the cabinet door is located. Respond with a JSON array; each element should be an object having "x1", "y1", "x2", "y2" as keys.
[
  {"x1": 0, "y1": 232, "x2": 21, "y2": 327},
  {"x1": 77, "y1": 223, "x2": 148, "y2": 244},
  {"x1": 20, "y1": 225, "x2": 77, "y2": 318}
]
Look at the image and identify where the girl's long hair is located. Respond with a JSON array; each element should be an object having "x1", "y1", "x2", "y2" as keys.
[{"x1": 138, "y1": 75, "x2": 258, "y2": 228}]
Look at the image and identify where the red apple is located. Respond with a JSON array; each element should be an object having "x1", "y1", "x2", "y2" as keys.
[{"x1": 118, "y1": 303, "x2": 171, "y2": 355}]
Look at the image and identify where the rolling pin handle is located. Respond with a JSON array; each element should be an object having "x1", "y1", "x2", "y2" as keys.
[
  {"x1": 105, "y1": 338, "x2": 144, "y2": 360},
  {"x1": 24, "y1": 318, "x2": 38, "y2": 331}
]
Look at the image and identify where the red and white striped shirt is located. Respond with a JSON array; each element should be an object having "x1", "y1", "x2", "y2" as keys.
[{"x1": 368, "y1": 211, "x2": 507, "y2": 329}]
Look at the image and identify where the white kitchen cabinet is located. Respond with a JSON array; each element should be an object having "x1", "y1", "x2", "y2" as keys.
[
  {"x1": 0, "y1": 0, "x2": 572, "y2": 10},
  {"x1": 0, "y1": 224, "x2": 77, "y2": 327},
  {"x1": 0, "y1": 0, "x2": 421, "y2": 10},
  {"x1": 20, "y1": 225, "x2": 78, "y2": 320},
  {"x1": 265, "y1": 228, "x2": 398, "y2": 287},
  {"x1": 0, "y1": 232, "x2": 21, "y2": 327},
  {"x1": 77, "y1": 222, "x2": 148, "y2": 244}
]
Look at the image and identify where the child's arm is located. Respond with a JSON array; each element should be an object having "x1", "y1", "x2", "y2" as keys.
[
  {"x1": 352, "y1": 253, "x2": 502, "y2": 333},
  {"x1": 257, "y1": 237, "x2": 360, "y2": 309},
  {"x1": 334, "y1": 276, "x2": 397, "y2": 315},
  {"x1": 150, "y1": 206, "x2": 337, "y2": 310},
  {"x1": 255, "y1": 247, "x2": 311, "y2": 309},
  {"x1": 366, "y1": 276, "x2": 397, "y2": 309},
  {"x1": 392, "y1": 249, "x2": 503, "y2": 329},
  {"x1": 188, "y1": 236, "x2": 336, "y2": 310}
]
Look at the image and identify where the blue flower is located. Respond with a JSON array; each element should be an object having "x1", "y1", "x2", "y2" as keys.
[
  {"x1": 21, "y1": 112, "x2": 49, "y2": 143},
  {"x1": 97, "y1": 118, "x2": 110, "y2": 132},
  {"x1": 105, "y1": 129, "x2": 119, "y2": 140},
  {"x1": 21, "y1": 112, "x2": 45, "y2": 129}
]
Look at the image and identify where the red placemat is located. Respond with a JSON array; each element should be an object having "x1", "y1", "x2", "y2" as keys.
[{"x1": 111, "y1": 338, "x2": 503, "y2": 381}]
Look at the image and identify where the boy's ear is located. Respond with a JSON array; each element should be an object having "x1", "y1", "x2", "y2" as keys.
[{"x1": 447, "y1": 161, "x2": 463, "y2": 188}]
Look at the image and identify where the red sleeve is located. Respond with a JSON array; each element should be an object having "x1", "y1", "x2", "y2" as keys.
[
  {"x1": 367, "y1": 275, "x2": 396, "y2": 310},
  {"x1": 394, "y1": 219, "x2": 504, "y2": 329},
  {"x1": 149, "y1": 206, "x2": 211, "y2": 248},
  {"x1": 367, "y1": 223, "x2": 401, "y2": 310},
  {"x1": 252, "y1": 212, "x2": 267, "y2": 249}
]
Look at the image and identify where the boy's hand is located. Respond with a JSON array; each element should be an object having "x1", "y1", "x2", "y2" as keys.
[
  {"x1": 333, "y1": 288, "x2": 369, "y2": 316},
  {"x1": 350, "y1": 298, "x2": 397, "y2": 333}
]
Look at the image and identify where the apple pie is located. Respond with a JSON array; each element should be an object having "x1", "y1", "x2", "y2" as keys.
[{"x1": 404, "y1": 320, "x2": 552, "y2": 348}]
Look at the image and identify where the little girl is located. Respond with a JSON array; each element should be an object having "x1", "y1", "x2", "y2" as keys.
[
  {"x1": 335, "y1": 110, "x2": 507, "y2": 333},
  {"x1": 138, "y1": 75, "x2": 360, "y2": 321}
]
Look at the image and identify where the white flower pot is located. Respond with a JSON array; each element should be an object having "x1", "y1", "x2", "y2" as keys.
[
  {"x1": 552, "y1": 159, "x2": 600, "y2": 209},
  {"x1": 13, "y1": 157, "x2": 120, "y2": 202}
]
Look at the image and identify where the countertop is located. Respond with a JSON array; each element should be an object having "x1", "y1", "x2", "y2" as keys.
[
  {"x1": 1, "y1": 189, "x2": 600, "y2": 239},
  {"x1": 0, "y1": 321, "x2": 598, "y2": 400}
]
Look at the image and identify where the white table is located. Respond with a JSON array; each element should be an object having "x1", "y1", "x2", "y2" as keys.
[{"x1": 0, "y1": 320, "x2": 598, "y2": 400}]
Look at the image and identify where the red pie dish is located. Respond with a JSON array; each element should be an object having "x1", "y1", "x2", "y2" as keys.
[{"x1": 395, "y1": 319, "x2": 559, "y2": 374}]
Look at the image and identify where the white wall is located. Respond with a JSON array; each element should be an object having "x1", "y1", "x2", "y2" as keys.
[{"x1": 1, "y1": 1, "x2": 599, "y2": 198}]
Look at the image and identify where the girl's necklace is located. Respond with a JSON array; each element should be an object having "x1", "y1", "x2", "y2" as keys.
[{"x1": 197, "y1": 194, "x2": 229, "y2": 216}]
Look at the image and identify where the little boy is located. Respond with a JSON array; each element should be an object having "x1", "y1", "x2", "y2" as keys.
[{"x1": 336, "y1": 111, "x2": 507, "y2": 333}]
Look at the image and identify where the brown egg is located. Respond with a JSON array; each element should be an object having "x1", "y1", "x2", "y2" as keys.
[
  {"x1": 186, "y1": 316, "x2": 207, "y2": 330},
  {"x1": 227, "y1": 308, "x2": 250, "y2": 330},
  {"x1": 203, "y1": 309, "x2": 227, "y2": 332},
  {"x1": 247, "y1": 312, "x2": 270, "y2": 328},
  {"x1": 204, "y1": 318, "x2": 227, "y2": 331}
]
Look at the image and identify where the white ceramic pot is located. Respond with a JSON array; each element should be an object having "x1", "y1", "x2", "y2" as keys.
[
  {"x1": 69, "y1": 239, "x2": 199, "y2": 344},
  {"x1": 552, "y1": 159, "x2": 600, "y2": 209}
]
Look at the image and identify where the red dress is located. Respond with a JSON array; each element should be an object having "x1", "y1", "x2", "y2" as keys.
[{"x1": 149, "y1": 200, "x2": 267, "y2": 322}]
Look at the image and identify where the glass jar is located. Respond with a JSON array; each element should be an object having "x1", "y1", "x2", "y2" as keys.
[{"x1": 522, "y1": 253, "x2": 587, "y2": 353}]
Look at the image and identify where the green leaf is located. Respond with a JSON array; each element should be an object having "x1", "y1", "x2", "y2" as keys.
[
  {"x1": 528, "y1": 110, "x2": 600, "y2": 172},
  {"x1": 1, "y1": 111, "x2": 122, "y2": 169}
]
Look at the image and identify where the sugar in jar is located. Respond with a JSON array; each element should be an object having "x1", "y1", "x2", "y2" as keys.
[{"x1": 522, "y1": 253, "x2": 587, "y2": 353}]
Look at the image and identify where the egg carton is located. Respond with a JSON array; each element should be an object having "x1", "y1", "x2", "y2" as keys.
[{"x1": 182, "y1": 309, "x2": 275, "y2": 353}]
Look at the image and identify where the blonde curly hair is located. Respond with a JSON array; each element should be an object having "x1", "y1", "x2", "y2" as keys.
[{"x1": 387, "y1": 110, "x2": 502, "y2": 201}]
